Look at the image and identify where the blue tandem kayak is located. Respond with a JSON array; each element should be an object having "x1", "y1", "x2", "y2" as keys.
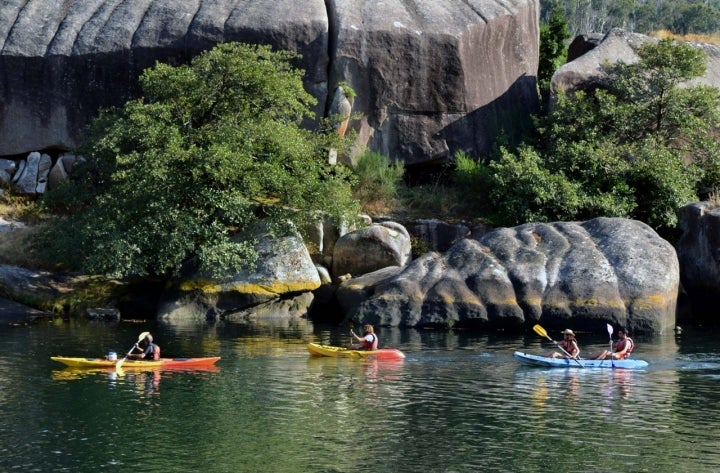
[{"x1": 513, "y1": 351, "x2": 648, "y2": 369}]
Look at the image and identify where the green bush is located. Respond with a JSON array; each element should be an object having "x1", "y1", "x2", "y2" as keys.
[
  {"x1": 33, "y1": 42, "x2": 360, "y2": 279},
  {"x1": 352, "y1": 150, "x2": 404, "y2": 212},
  {"x1": 459, "y1": 39, "x2": 720, "y2": 235}
]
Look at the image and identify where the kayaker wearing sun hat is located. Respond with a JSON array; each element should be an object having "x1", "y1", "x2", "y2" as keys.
[{"x1": 546, "y1": 329, "x2": 580, "y2": 359}]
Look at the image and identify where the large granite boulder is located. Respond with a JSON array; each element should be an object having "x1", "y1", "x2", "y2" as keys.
[
  {"x1": 331, "y1": 222, "x2": 412, "y2": 279},
  {"x1": 157, "y1": 226, "x2": 321, "y2": 322},
  {"x1": 0, "y1": 0, "x2": 540, "y2": 166},
  {"x1": 330, "y1": 0, "x2": 540, "y2": 165},
  {"x1": 552, "y1": 28, "x2": 720, "y2": 96},
  {"x1": 337, "y1": 217, "x2": 679, "y2": 334},
  {"x1": 676, "y1": 202, "x2": 720, "y2": 324}
]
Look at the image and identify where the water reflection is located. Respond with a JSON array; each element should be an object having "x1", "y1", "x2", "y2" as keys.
[{"x1": 2, "y1": 319, "x2": 720, "y2": 472}]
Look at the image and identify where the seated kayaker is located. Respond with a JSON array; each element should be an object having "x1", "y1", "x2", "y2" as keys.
[
  {"x1": 546, "y1": 329, "x2": 580, "y2": 359},
  {"x1": 128, "y1": 333, "x2": 161, "y2": 360},
  {"x1": 349, "y1": 324, "x2": 378, "y2": 351},
  {"x1": 592, "y1": 327, "x2": 634, "y2": 360}
]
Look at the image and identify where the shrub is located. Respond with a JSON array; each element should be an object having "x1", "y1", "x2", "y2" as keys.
[{"x1": 352, "y1": 150, "x2": 404, "y2": 213}]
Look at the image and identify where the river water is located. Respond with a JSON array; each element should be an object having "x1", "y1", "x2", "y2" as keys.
[{"x1": 1, "y1": 313, "x2": 719, "y2": 473}]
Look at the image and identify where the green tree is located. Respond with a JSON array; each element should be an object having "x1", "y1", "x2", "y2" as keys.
[
  {"x1": 35, "y1": 42, "x2": 360, "y2": 278},
  {"x1": 538, "y1": 8, "x2": 570, "y2": 108},
  {"x1": 674, "y1": 4, "x2": 720, "y2": 35},
  {"x1": 459, "y1": 39, "x2": 720, "y2": 233}
]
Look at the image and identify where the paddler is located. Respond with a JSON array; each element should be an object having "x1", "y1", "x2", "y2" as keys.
[
  {"x1": 349, "y1": 324, "x2": 379, "y2": 351},
  {"x1": 128, "y1": 333, "x2": 161, "y2": 360},
  {"x1": 546, "y1": 329, "x2": 581, "y2": 359},
  {"x1": 593, "y1": 327, "x2": 634, "y2": 360}
]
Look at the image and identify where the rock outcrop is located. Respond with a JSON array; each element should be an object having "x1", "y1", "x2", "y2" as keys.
[
  {"x1": 331, "y1": 221, "x2": 412, "y2": 279},
  {"x1": 0, "y1": 0, "x2": 540, "y2": 166},
  {"x1": 552, "y1": 28, "x2": 720, "y2": 96},
  {"x1": 157, "y1": 225, "x2": 321, "y2": 322},
  {"x1": 337, "y1": 217, "x2": 679, "y2": 333}
]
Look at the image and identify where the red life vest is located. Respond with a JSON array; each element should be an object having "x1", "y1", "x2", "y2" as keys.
[
  {"x1": 362, "y1": 334, "x2": 378, "y2": 350},
  {"x1": 615, "y1": 337, "x2": 633, "y2": 359}
]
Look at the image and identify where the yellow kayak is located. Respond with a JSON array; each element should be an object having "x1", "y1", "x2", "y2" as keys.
[
  {"x1": 307, "y1": 343, "x2": 405, "y2": 361},
  {"x1": 51, "y1": 356, "x2": 221, "y2": 369}
]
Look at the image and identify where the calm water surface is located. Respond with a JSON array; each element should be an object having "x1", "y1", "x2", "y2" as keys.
[{"x1": 1, "y1": 315, "x2": 719, "y2": 473}]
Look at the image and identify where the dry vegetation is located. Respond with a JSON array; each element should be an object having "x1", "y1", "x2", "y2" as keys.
[
  {"x1": 0, "y1": 195, "x2": 45, "y2": 269},
  {"x1": 650, "y1": 30, "x2": 720, "y2": 45}
]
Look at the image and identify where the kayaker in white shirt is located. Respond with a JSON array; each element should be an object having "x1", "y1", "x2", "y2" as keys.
[{"x1": 350, "y1": 324, "x2": 379, "y2": 351}]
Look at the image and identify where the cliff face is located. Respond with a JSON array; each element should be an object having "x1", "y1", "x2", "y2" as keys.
[{"x1": 0, "y1": 0, "x2": 539, "y2": 165}]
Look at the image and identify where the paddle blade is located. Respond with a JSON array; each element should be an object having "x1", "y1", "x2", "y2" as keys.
[
  {"x1": 606, "y1": 323, "x2": 614, "y2": 336},
  {"x1": 532, "y1": 324, "x2": 549, "y2": 339}
]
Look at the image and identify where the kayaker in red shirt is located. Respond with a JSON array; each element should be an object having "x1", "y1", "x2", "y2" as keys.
[
  {"x1": 593, "y1": 327, "x2": 634, "y2": 360},
  {"x1": 547, "y1": 329, "x2": 581, "y2": 359},
  {"x1": 350, "y1": 324, "x2": 378, "y2": 351}
]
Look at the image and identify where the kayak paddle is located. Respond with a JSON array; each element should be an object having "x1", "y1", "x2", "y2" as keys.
[
  {"x1": 606, "y1": 323, "x2": 615, "y2": 369},
  {"x1": 532, "y1": 324, "x2": 584, "y2": 368},
  {"x1": 116, "y1": 331, "x2": 150, "y2": 370}
]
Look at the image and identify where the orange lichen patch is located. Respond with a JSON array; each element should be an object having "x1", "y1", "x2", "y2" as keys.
[
  {"x1": 180, "y1": 279, "x2": 319, "y2": 295},
  {"x1": 227, "y1": 281, "x2": 320, "y2": 296},
  {"x1": 629, "y1": 293, "x2": 675, "y2": 310},
  {"x1": 571, "y1": 298, "x2": 626, "y2": 309},
  {"x1": 377, "y1": 292, "x2": 423, "y2": 302},
  {"x1": 345, "y1": 282, "x2": 368, "y2": 291},
  {"x1": 520, "y1": 297, "x2": 543, "y2": 306},
  {"x1": 433, "y1": 292, "x2": 483, "y2": 305},
  {"x1": 179, "y1": 279, "x2": 221, "y2": 293},
  {"x1": 484, "y1": 297, "x2": 520, "y2": 306}
]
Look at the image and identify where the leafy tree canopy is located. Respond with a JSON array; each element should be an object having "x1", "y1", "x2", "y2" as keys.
[
  {"x1": 456, "y1": 39, "x2": 720, "y2": 236},
  {"x1": 35, "y1": 42, "x2": 360, "y2": 279},
  {"x1": 539, "y1": 8, "x2": 571, "y2": 108}
]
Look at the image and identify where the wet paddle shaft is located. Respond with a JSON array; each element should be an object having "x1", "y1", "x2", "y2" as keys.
[{"x1": 533, "y1": 324, "x2": 584, "y2": 368}]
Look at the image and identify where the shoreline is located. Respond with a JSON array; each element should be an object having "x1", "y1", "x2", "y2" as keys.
[{"x1": 0, "y1": 296, "x2": 51, "y2": 325}]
